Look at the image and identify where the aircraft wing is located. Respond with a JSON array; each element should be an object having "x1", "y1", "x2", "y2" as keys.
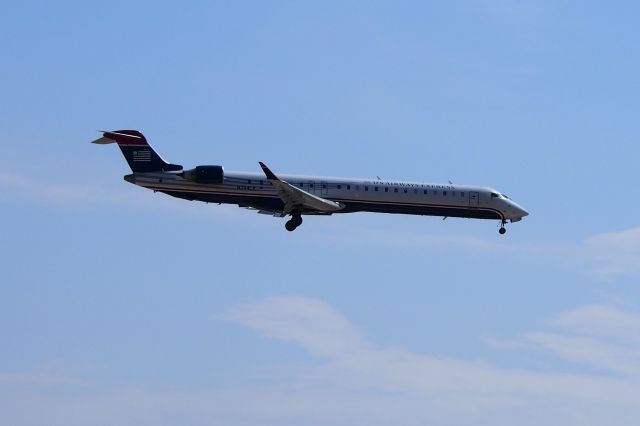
[{"x1": 259, "y1": 162, "x2": 344, "y2": 214}]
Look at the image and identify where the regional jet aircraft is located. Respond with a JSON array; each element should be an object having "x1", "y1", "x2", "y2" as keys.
[{"x1": 93, "y1": 130, "x2": 528, "y2": 234}]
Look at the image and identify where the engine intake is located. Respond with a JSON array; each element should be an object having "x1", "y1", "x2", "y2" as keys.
[{"x1": 183, "y1": 165, "x2": 224, "y2": 184}]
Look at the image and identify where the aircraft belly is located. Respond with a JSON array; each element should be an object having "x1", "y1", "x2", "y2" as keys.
[
  {"x1": 339, "y1": 200, "x2": 502, "y2": 220},
  {"x1": 160, "y1": 190, "x2": 285, "y2": 211}
]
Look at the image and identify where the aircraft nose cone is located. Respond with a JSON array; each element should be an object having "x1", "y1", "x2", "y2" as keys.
[
  {"x1": 514, "y1": 204, "x2": 529, "y2": 218},
  {"x1": 506, "y1": 200, "x2": 528, "y2": 219}
]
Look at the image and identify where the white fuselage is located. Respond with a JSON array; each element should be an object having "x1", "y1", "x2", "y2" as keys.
[{"x1": 125, "y1": 170, "x2": 529, "y2": 223}]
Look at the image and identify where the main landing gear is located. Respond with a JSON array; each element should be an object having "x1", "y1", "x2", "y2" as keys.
[
  {"x1": 285, "y1": 214, "x2": 303, "y2": 232},
  {"x1": 498, "y1": 220, "x2": 507, "y2": 235}
]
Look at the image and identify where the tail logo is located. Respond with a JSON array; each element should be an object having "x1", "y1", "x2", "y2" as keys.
[{"x1": 133, "y1": 150, "x2": 152, "y2": 162}]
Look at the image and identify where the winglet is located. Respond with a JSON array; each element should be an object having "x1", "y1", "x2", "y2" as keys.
[{"x1": 259, "y1": 162, "x2": 279, "y2": 181}]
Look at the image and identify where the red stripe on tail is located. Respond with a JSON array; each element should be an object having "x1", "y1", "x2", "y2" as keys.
[{"x1": 103, "y1": 130, "x2": 148, "y2": 145}]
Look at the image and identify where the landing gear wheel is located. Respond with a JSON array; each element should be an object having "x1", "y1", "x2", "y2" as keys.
[
  {"x1": 285, "y1": 215, "x2": 303, "y2": 232},
  {"x1": 285, "y1": 220, "x2": 297, "y2": 231},
  {"x1": 498, "y1": 219, "x2": 507, "y2": 235}
]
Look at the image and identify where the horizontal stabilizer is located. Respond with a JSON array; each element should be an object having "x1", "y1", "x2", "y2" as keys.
[{"x1": 91, "y1": 136, "x2": 116, "y2": 144}]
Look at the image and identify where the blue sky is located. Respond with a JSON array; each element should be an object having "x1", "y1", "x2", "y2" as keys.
[{"x1": 2, "y1": 1, "x2": 640, "y2": 424}]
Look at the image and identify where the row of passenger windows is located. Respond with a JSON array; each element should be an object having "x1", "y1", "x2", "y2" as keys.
[
  {"x1": 305, "y1": 182, "x2": 465, "y2": 196},
  {"x1": 245, "y1": 179, "x2": 466, "y2": 197},
  {"x1": 344, "y1": 186, "x2": 466, "y2": 197}
]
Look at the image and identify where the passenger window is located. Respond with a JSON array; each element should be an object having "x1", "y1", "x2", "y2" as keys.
[
  {"x1": 310, "y1": 184, "x2": 314, "y2": 188},
  {"x1": 322, "y1": 184, "x2": 326, "y2": 189},
  {"x1": 394, "y1": 188, "x2": 398, "y2": 193},
  {"x1": 414, "y1": 189, "x2": 418, "y2": 194},
  {"x1": 365, "y1": 186, "x2": 369, "y2": 191},
  {"x1": 423, "y1": 190, "x2": 428, "y2": 194},
  {"x1": 443, "y1": 191, "x2": 447, "y2": 196},
  {"x1": 247, "y1": 179, "x2": 251, "y2": 184},
  {"x1": 356, "y1": 185, "x2": 359, "y2": 190},
  {"x1": 384, "y1": 187, "x2": 388, "y2": 192},
  {"x1": 375, "y1": 187, "x2": 378, "y2": 192},
  {"x1": 404, "y1": 189, "x2": 408, "y2": 194},
  {"x1": 347, "y1": 185, "x2": 351, "y2": 190},
  {"x1": 461, "y1": 192, "x2": 465, "y2": 197},
  {"x1": 337, "y1": 184, "x2": 342, "y2": 189}
]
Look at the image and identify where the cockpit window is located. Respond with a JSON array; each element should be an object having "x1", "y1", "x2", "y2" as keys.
[{"x1": 491, "y1": 193, "x2": 500, "y2": 198}]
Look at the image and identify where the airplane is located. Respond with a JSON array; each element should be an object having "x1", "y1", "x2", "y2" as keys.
[{"x1": 92, "y1": 130, "x2": 528, "y2": 234}]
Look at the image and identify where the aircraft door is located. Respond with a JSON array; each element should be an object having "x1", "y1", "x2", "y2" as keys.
[
  {"x1": 307, "y1": 181, "x2": 328, "y2": 196},
  {"x1": 320, "y1": 181, "x2": 328, "y2": 196},
  {"x1": 469, "y1": 191, "x2": 479, "y2": 207}
]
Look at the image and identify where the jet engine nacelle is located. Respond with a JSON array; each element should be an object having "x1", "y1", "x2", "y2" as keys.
[{"x1": 183, "y1": 165, "x2": 224, "y2": 184}]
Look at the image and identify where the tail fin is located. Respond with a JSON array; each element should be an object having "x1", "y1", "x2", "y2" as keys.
[{"x1": 91, "y1": 130, "x2": 182, "y2": 173}]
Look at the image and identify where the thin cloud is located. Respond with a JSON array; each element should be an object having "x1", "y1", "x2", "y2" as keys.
[
  {"x1": 582, "y1": 227, "x2": 640, "y2": 280},
  {"x1": 228, "y1": 297, "x2": 640, "y2": 408},
  {"x1": 0, "y1": 372, "x2": 89, "y2": 387},
  {"x1": 506, "y1": 303, "x2": 640, "y2": 377},
  {"x1": 523, "y1": 332, "x2": 640, "y2": 377},
  {"x1": 3, "y1": 298, "x2": 640, "y2": 426},
  {"x1": 0, "y1": 171, "x2": 103, "y2": 203},
  {"x1": 318, "y1": 222, "x2": 640, "y2": 280},
  {"x1": 0, "y1": 170, "x2": 241, "y2": 218},
  {"x1": 226, "y1": 297, "x2": 371, "y2": 358},
  {"x1": 551, "y1": 304, "x2": 640, "y2": 343}
]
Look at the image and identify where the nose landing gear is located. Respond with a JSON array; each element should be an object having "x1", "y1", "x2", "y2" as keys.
[
  {"x1": 285, "y1": 214, "x2": 303, "y2": 231},
  {"x1": 498, "y1": 220, "x2": 507, "y2": 235}
]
